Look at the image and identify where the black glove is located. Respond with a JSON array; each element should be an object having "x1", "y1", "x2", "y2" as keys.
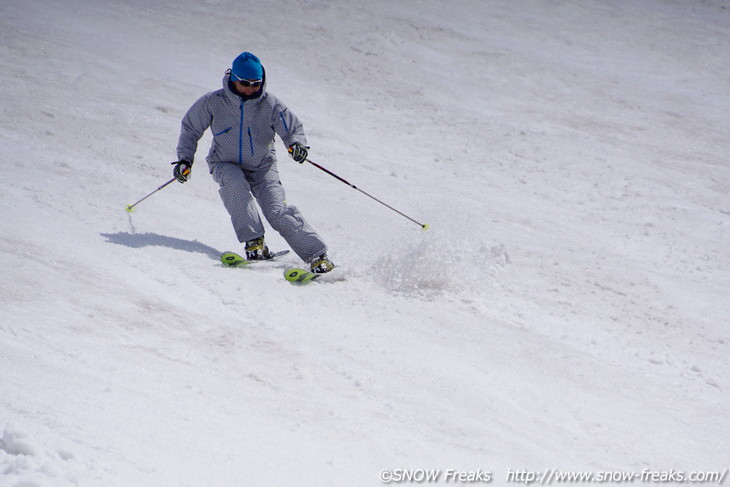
[
  {"x1": 172, "y1": 160, "x2": 193, "y2": 183},
  {"x1": 288, "y1": 143, "x2": 309, "y2": 163}
]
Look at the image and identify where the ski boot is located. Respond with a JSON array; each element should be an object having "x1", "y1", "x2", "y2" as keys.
[
  {"x1": 245, "y1": 236, "x2": 271, "y2": 261},
  {"x1": 310, "y1": 253, "x2": 335, "y2": 274}
]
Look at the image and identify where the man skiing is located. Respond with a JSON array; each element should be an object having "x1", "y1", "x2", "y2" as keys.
[{"x1": 173, "y1": 51, "x2": 334, "y2": 273}]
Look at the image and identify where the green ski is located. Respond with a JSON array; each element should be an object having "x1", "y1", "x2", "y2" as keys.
[
  {"x1": 284, "y1": 267, "x2": 324, "y2": 285},
  {"x1": 221, "y1": 250, "x2": 289, "y2": 267}
]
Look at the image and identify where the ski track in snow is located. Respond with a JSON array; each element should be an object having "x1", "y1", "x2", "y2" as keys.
[{"x1": 1, "y1": 0, "x2": 729, "y2": 485}]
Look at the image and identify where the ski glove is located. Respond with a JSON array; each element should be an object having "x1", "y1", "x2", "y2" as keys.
[
  {"x1": 172, "y1": 160, "x2": 193, "y2": 183},
  {"x1": 288, "y1": 143, "x2": 309, "y2": 163}
]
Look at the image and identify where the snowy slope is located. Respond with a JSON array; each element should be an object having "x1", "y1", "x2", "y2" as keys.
[{"x1": 1, "y1": 0, "x2": 728, "y2": 486}]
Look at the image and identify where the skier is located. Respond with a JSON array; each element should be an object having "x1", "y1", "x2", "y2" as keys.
[{"x1": 172, "y1": 51, "x2": 334, "y2": 273}]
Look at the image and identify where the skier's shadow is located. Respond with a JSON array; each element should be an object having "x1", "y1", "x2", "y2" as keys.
[{"x1": 100, "y1": 232, "x2": 222, "y2": 260}]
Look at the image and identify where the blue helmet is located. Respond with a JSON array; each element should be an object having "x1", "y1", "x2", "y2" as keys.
[{"x1": 231, "y1": 52, "x2": 263, "y2": 81}]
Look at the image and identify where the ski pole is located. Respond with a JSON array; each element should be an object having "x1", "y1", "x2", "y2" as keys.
[
  {"x1": 125, "y1": 169, "x2": 188, "y2": 213},
  {"x1": 296, "y1": 152, "x2": 429, "y2": 230}
]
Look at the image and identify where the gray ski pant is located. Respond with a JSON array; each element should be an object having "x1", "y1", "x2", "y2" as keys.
[{"x1": 209, "y1": 159, "x2": 327, "y2": 263}]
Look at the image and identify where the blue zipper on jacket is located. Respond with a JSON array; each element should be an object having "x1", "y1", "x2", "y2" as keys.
[
  {"x1": 238, "y1": 101, "x2": 244, "y2": 164},
  {"x1": 279, "y1": 111, "x2": 289, "y2": 133},
  {"x1": 248, "y1": 128, "x2": 254, "y2": 156}
]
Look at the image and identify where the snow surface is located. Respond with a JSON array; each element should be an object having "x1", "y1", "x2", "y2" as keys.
[{"x1": 1, "y1": 0, "x2": 729, "y2": 485}]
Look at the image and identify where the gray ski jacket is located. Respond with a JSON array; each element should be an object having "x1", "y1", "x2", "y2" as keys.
[{"x1": 177, "y1": 74, "x2": 307, "y2": 170}]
